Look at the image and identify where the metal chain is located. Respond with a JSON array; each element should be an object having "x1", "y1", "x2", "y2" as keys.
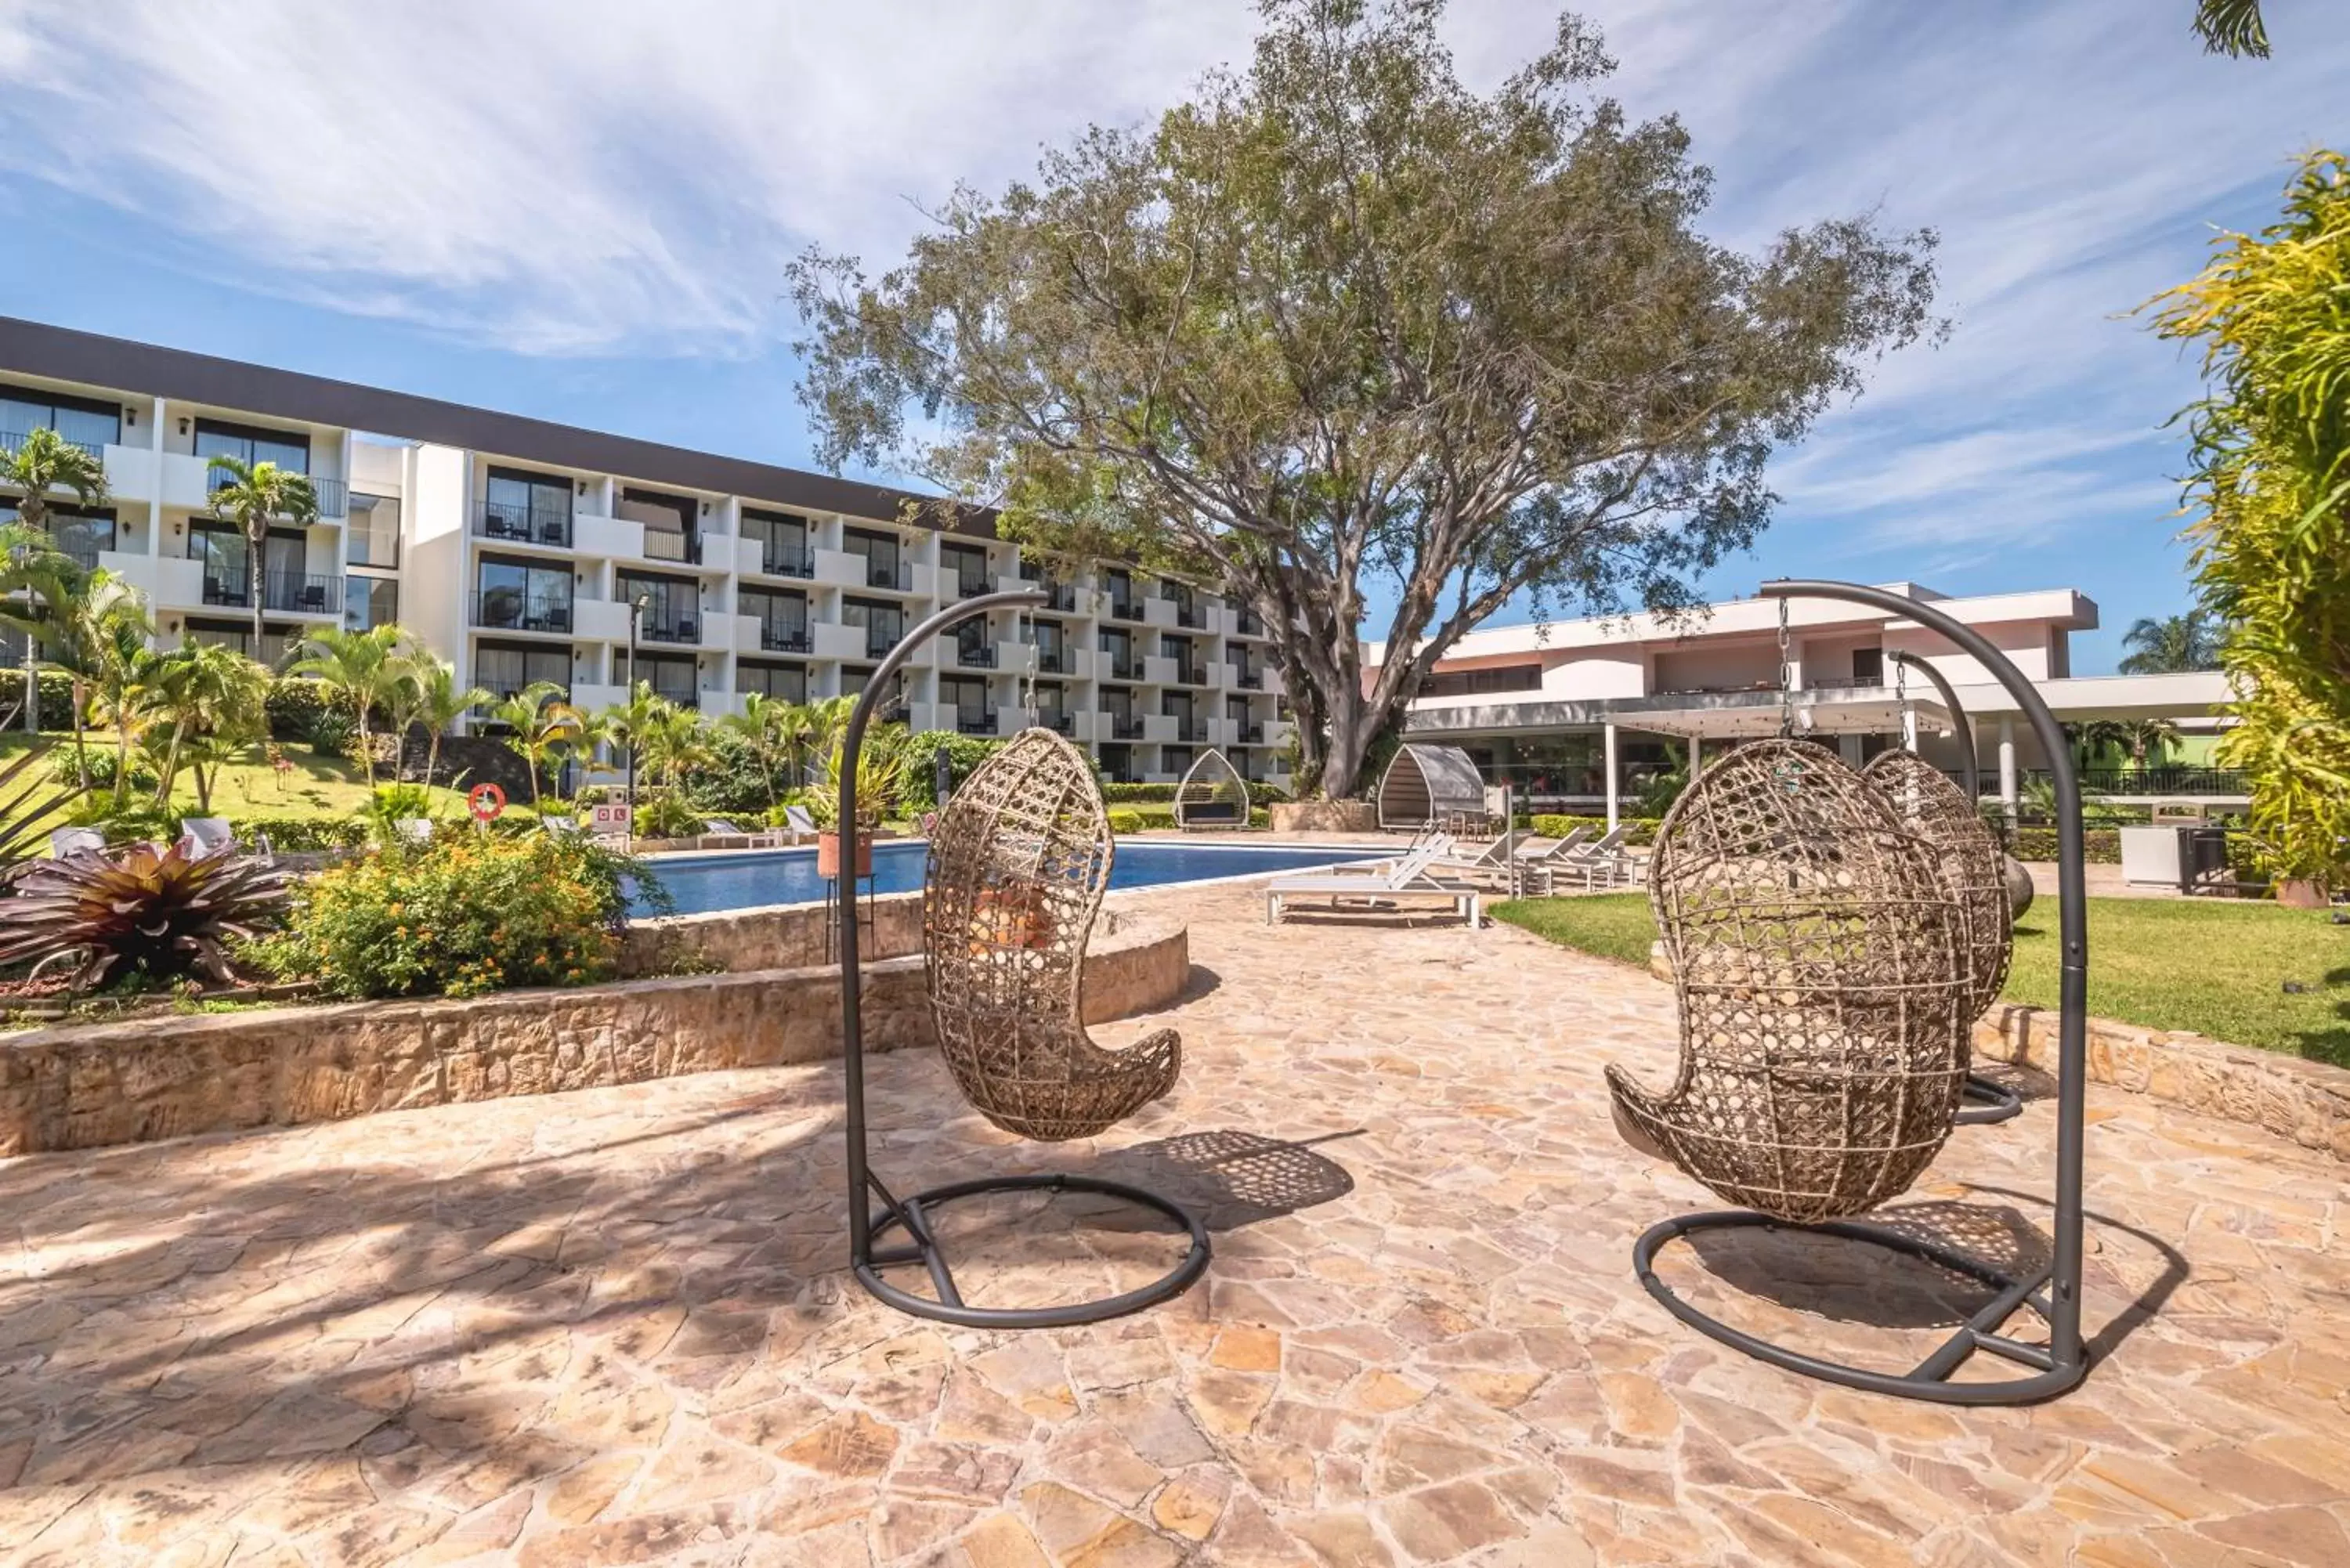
[
  {"x1": 1894, "y1": 653, "x2": 1911, "y2": 751},
  {"x1": 1020, "y1": 614, "x2": 1040, "y2": 723},
  {"x1": 1776, "y1": 595, "x2": 1795, "y2": 739}
]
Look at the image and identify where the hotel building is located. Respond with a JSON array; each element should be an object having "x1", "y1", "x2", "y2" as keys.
[{"x1": 0, "y1": 317, "x2": 1292, "y2": 789}]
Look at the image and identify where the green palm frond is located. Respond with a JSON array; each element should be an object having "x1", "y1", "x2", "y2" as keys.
[{"x1": 2193, "y1": 0, "x2": 2270, "y2": 58}]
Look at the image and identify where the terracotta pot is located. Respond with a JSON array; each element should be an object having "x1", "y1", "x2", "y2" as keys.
[
  {"x1": 815, "y1": 831, "x2": 873, "y2": 880},
  {"x1": 2275, "y1": 877, "x2": 2329, "y2": 910}
]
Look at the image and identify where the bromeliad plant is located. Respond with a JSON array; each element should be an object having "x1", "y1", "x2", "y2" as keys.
[{"x1": 0, "y1": 841, "x2": 287, "y2": 990}]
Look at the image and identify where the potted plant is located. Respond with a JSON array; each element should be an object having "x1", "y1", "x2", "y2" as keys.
[{"x1": 818, "y1": 737, "x2": 906, "y2": 880}]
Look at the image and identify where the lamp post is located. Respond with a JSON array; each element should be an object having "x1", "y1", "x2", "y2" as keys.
[{"x1": 625, "y1": 593, "x2": 649, "y2": 834}]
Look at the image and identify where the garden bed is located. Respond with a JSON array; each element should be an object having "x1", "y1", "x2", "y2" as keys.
[{"x1": 0, "y1": 899, "x2": 1189, "y2": 1155}]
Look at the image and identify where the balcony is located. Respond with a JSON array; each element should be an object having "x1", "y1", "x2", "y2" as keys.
[
  {"x1": 642, "y1": 528, "x2": 700, "y2": 565},
  {"x1": 1236, "y1": 722, "x2": 1265, "y2": 745},
  {"x1": 1040, "y1": 711, "x2": 1074, "y2": 736},
  {"x1": 1034, "y1": 648, "x2": 1072, "y2": 675},
  {"x1": 1014, "y1": 574, "x2": 1078, "y2": 612},
  {"x1": 1232, "y1": 665, "x2": 1264, "y2": 690},
  {"x1": 472, "y1": 593, "x2": 576, "y2": 634},
  {"x1": 862, "y1": 629, "x2": 901, "y2": 660},
  {"x1": 1100, "y1": 656, "x2": 1141, "y2": 682},
  {"x1": 1235, "y1": 609, "x2": 1266, "y2": 638},
  {"x1": 954, "y1": 709, "x2": 999, "y2": 736},
  {"x1": 638, "y1": 614, "x2": 702, "y2": 646},
  {"x1": 1169, "y1": 719, "x2": 1208, "y2": 744},
  {"x1": 1108, "y1": 714, "x2": 1144, "y2": 740},
  {"x1": 948, "y1": 573, "x2": 994, "y2": 602},
  {"x1": 473, "y1": 500, "x2": 572, "y2": 548},
  {"x1": 955, "y1": 641, "x2": 998, "y2": 669},
  {"x1": 1107, "y1": 596, "x2": 1143, "y2": 623},
  {"x1": 204, "y1": 467, "x2": 348, "y2": 518},
  {"x1": 202, "y1": 572, "x2": 342, "y2": 616},
  {"x1": 757, "y1": 543, "x2": 814, "y2": 579},
  {"x1": 1169, "y1": 598, "x2": 1203, "y2": 630},
  {"x1": 759, "y1": 623, "x2": 812, "y2": 655},
  {"x1": 862, "y1": 558, "x2": 913, "y2": 592},
  {"x1": 1173, "y1": 663, "x2": 1208, "y2": 687},
  {"x1": 1, "y1": 428, "x2": 102, "y2": 462},
  {"x1": 2002, "y1": 766, "x2": 2251, "y2": 799}
]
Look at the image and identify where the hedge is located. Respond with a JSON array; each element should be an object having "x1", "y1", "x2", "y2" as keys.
[
  {"x1": 1531, "y1": 813, "x2": 1661, "y2": 847},
  {"x1": 237, "y1": 817, "x2": 371, "y2": 853},
  {"x1": 2003, "y1": 826, "x2": 2122, "y2": 865}
]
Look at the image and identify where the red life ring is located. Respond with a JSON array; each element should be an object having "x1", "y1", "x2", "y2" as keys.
[{"x1": 468, "y1": 782, "x2": 507, "y2": 821}]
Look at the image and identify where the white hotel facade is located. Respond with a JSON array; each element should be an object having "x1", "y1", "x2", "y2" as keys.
[{"x1": 0, "y1": 318, "x2": 1292, "y2": 789}]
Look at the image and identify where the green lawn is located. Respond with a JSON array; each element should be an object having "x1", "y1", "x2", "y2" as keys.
[
  {"x1": 1491, "y1": 893, "x2": 2350, "y2": 1066},
  {"x1": 0, "y1": 732, "x2": 494, "y2": 829}
]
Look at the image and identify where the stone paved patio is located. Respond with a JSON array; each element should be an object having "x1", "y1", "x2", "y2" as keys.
[{"x1": 2, "y1": 880, "x2": 2347, "y2": 1566}]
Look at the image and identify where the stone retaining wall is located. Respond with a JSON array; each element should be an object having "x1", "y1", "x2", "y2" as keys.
[
  {"x1": 620, "y1": 891, "x2": 927, "y2": 977},
  {"x1": 1270, "y1": 800, "x2": 1379, "y2": 833},
  {"x1": 0, "y1": 914, "x2": 1188, "y2": 1157}
]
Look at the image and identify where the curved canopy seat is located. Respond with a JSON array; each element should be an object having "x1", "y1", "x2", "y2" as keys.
[
  {"x1": 1173, "y1": 749, "x2": 1249, "y2": 831},
  {"x1": 1860, "y1": 749, "x2": 2013, "y2": 1021},
  {"x1": 925, "y1": 727, "x2": 1180, "y2": 1141},
  {"x1": 1607, "y1": 739, "x2": 1973, "y2": 1224},
  {"x1": 1376, "y1": 743, "x2": 1487, "y2": 832}
]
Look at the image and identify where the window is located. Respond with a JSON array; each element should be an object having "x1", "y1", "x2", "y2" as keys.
[
  {"x1": 614, "y1": 649, "x2": 697, "y2": 706},
  {"x1": 189, "y1": 522, "x2": 304, "y2": 607},
  {"x1": 475, "y1": 641, "x2": 572, "y2": 701},
  {"x1": 741, "y1": 587, "x2": 809, "y2": 652},
  {"x1": 482, "y1": 467, "x2": 572, "y2": 544},
  {"x1": 616, "y1": 572, "x2": 700, "y2": 641},
  {"x1": 0, "y1": 500, "x2": 114, "y2": 567},
  {"x1": 742, "y1": 508, "x2": 811, "y2": 576},
  {"x1": 347, "y1": 492, "x2": 400, "y2": 567},
  {"x1": 194, "y1": 417, "x2": 309, "y2": 475},
  {"x1": 346, "y1": 576, "x2": 400, "y2": 632},
  {"x1": 185, "y1": 616, "x2": 298, "y2": 668},
  {"x1": 475, "y1": 557, "x2": 571, "y2": 630},
  {"x1": 1419, "y1": 663, "x2": 1543, "y2": 699},
  {"x1": 736, "y1": 660, "x2": 808, "y2": 703},
  {"x1": 619, "y1": 487, "x2": 697, "y2": 563},
  {"x1": 1851, "y1": 646, "x2": 1885, "y2": 685},
  {"x1": 1, "y1": 385, "x2": 120, "y2": 453},
  {"x1": 942, "y1": 543, "x2": 990, "y2": 597},
  {"x1": 842, "y1": 527, "x2": 904, "y2": 590}
]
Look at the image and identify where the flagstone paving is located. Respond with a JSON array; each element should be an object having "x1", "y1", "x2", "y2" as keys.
[{"x1": 2, "y1": 881, "x2": 2347, "y2": 1566}]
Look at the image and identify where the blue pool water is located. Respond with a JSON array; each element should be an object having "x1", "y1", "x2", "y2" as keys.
[{"x1": 629, "y1": 840, "x2": 1376, "y2": 917}]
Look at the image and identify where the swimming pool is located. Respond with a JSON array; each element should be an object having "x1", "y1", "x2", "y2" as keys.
[{"x1": 628, "y1": 840, "x2": 1379, "y2": 917}]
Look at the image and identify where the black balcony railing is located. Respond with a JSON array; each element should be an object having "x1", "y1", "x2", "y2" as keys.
[
  {"x1": 472, "y1": 592, "x2": 575, "y2": 634},
  {"x1": 1233, "y1": 666, "x2": 1264, "y2": 690},
  {"x1": 956, "y1": 641, "x2": 997, "y2": 668},
  {"x1": 950, "y1": 574, "x2": 992, "y2": 601},
  {"x1": 759, "y1": 544, "x2": 814, "y2": 578},
  {"x1": 205, "y1": 467, "x2": 347, "y2": 518},
  {"x1": 1235, "y1": 609, "x2": 1265, "y2": 637},
  {"x1": 1102, "y1": 656, "x2": 1141, "y2": 681},
  {"x1": 639, "y1": 615, "x2": 700, "y2": 645},
  {"x1": 203, "y1": 573, "x2": 343, "y2": 615},
  {"x1": 1041, "y1": 711, "x2": 1074, "y2": 735},
  {"x1": 1108, "y1": 596, "x2": 1142, "y2": 621},
  {"x1": 760, "y1": 623, "x2": 812, "y2": 654},
  {"x1": 642, "y1": 528, "x2": 700, "y2": 565},
  {"x1": 1170, "y1": 720, "x2": 1208, "y2": 744},
  {"x1": 1173, "y1": 602, "x2": 1202, "y2": 628},
  {"x1": 1173, "y1": 663, "x2": 1207, "y2": 686},
  {"x1": 956, "y1": 709, "x2": 999, "y2": 736},
  {"x1": 654, "y1": 686, "x2": 700, "y2": 710},
  {"x1": 859, "y1": 558, "x2": 913, "y2": 591},
  {"x1": 473, "y1": 500, "x2": 572, "y2": 547},
  {"x1": 1237, "y1": 723, "x2": 1264, "y2": 745},
  {"x1": 864, "y1": 630, "x2": 899, "y2": 659},
  {"x1": 2001, "y1": 766, "x2": 2250, "y2": 797},
  {"x1": 54, "y1": 540, "x2": 102, "y2": 572},
  {"x1": 1, "y1": 428, "x2": 103, "y2": 461},
  {"x1": 1109, "y1": 714, "x2": 1144, "y2": 739},
  {"x1": 1035, "y1": 649, "x2": 1070, "y2": 674}
]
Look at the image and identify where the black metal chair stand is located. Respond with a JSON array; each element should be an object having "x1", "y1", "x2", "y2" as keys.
[
  {"x1": 1627, "y1": 580, "x2": 2093, "y2": 1406},
  {"x1": 837, "y1": 590, "x2": 1211, "y2": 1328}
]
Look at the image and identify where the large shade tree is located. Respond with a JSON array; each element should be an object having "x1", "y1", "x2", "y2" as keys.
[{"x1": 790, "y1": 0, "x2": 1939, "y2": 797}]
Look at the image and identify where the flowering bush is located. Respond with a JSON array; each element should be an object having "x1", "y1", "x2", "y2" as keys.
[{"x1": 247, "y1": 832, "x2": 644, "y2": 999}]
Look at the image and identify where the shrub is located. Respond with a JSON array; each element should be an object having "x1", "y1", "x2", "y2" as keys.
[
  {"x1": 901, "y1": 730, "x2": 1007, "y2": 807},
  {"x1": 363, "y1": 783, "x2": 435, "y2": 845},
  {"x1": 0, "y1": 842, "x2": 287, "y2": 989},
  {"x1": 634, "y1": 789, "x2": 705, "y2": 841},
  {"x1": 308, "y1": 707, "x2": 357, "y2": 761},
  {"x1": 1101, "y1": 782, "x2": 1180, "y2": 804},
  {"x1": 264, "y1": 677, "x2": 342, "y2": 743},
  {"x1": 248, "y1": 833, "x2": 638, "y2": 999},
  {"x1": 678, "y1": 724, "x2": 775, "y2": 816},
  {"x1": 234, "y1": 817, "x2": 369, "y2": 854},
  {"x1": 1108, "y1": 808, "x2": 1146, "y2": 834},
  {"x1": 78, "y1": 801, "x2": 183, "y2": 848}
]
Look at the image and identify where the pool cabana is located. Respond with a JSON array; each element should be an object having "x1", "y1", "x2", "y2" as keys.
[
  {"x1": 1173, "y1": 749, "x2": 1250, "y2": 831},
  {"x1": 1376, "y1": 743, "x2": 1489, "y2": 833}
]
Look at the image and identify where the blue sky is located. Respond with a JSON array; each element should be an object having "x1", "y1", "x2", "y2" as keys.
[{"x1": 0, "y1": 0, "x2": 2341, "y2": 673}]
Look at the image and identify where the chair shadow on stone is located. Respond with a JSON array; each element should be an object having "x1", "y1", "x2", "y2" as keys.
[{"x1": 1083, "y1": 1129, "x2": 1361, "y2": 1232}]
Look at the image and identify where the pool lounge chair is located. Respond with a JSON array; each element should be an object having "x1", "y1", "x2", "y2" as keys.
[
  {"x1": 1265, "y1": 839, "x2": 1482, "y2": 928},
  {"x1": 781, "y1": 804, "x2": 819, "y2": 844},
  {"x1": 700, "y1": 817, "x2": 785, "y2": 851},
  {"x1": 1542, "y1": 826, "x2": 1636, "y2": 892},
  {"x1": 179, "y1": 817, "x2": 235, "y2": 858},
  {"x1": 49, "y1": 826, "x2": 105, "y2": 858}
]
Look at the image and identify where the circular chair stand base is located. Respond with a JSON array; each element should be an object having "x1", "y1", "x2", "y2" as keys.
[
  {"x1": 1955, "y1": 1072, "x2": 2025, "y2": 1125},
  {"x1": 1634, "y1": 1211, "x2": 2088, "y2": 1406},
  {"x1": 855, "y1": 1173, "x2": 1212, "y2": 1329}
]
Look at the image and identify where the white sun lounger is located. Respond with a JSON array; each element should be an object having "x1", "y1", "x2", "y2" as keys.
[
  {"x1": 1265, "y1": 839, "x2": 1481, "y2": 928},
  {"x1": 700, "y1": 817, "x2": 786, "y2": 850},
  {"x1": 1542, "y1": 826, "x2": 1636, "y2": 892},
  {"x1": 782, "y1": 804, "x2": 819, "y2": 844}
]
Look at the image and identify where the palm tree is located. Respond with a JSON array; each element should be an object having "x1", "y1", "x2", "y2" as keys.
[
  {"x1": 637, "y1": 702, "x2": 712, "y2": 792},
  {"x1": 203, "y1": 455, "x2": 318, "y2": 651},
  {"x1": 1, "y1": 428, "x2": 107, "y2": 733},
  {"x1": 2117, "y1": 612, "x2": 2220, "y2": 674},
  {"x1": 489, "y1": 681, "x2": 582, "y2": 810},
  {"x1": 403, "y1": 656, "x2": 489, "y2": 789},
  {"x1": 2193, "y1": 0, "x2": 2268, "y2": 57},
  {"x1": 89, "y1": 632, "x2": 167, "y2": 811},
  {"x1": 2077, "y1": 717, "x2": 2185, "y2": 771},
  {"x1": 598, "y1": 682, "x2": 667, "y2": 803},
  {"x1": 720, "y1": 692, "x2": 790, "y2": 812},
  {"x1": 147, "y1": 639, "x2": 270, "y2": 810},
  {"x1": 45, "y1": 569, "x2": 151, "y2": 790},
  {"x1": 286, "y1": 624, "x2": 409, "y2": 787}
]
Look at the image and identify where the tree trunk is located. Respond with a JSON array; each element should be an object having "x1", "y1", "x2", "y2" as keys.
[
  {"x1": 193, "y1": 760, "x2": 214, "y2": 813},
  {"x1": 156, "y1": 720, "x2": 189, "y2": 807},
  {"x1": 355, "y1": 709, "x2": 375, "y2": 789},
  {"x1": 248, "y1": 522, "x2": 267, "y2": 655},
  {"x1": 425, "y1": 731, "x2": 443, "y2": 790},
  {"x1": 68, "y1": 677, "x2": 89, "y2": 789},
  {"x1": 114, "y1": 713, "x2": 132, "y2": 811}
]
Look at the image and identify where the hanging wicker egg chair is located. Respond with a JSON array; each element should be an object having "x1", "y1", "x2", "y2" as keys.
[
  {"x1": 1606, "y1": 739, "x2": 1973, "y2": 1224},
  {"x1": 1860, "y1": 748, "x2": 2013, "y2": 1021},
  {"x1": 924, "y1": 727, "x2": 1180, "y2": 1141}
]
